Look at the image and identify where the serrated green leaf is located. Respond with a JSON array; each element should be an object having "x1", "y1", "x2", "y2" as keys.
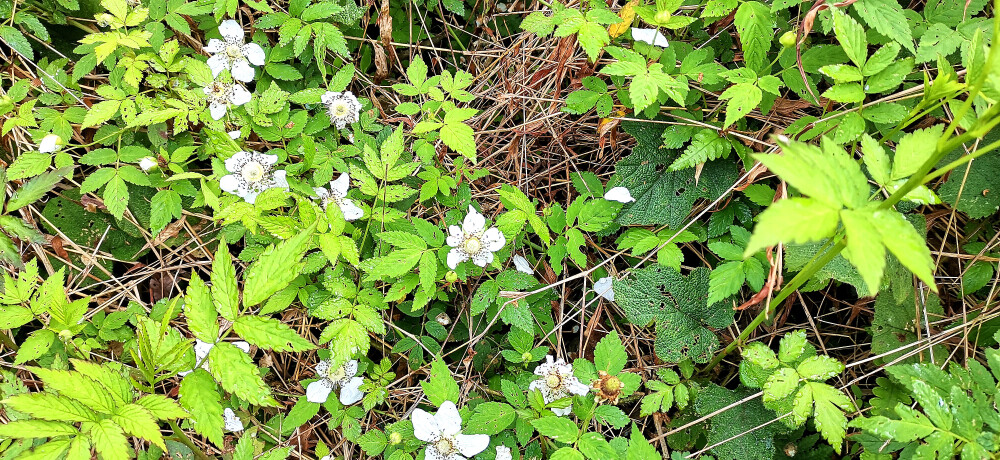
[
  {"x1": 113, "y1": 404, "x2": 167, "y2": 450},
  {"x1": 243, "y1": 227, "x2": 312, "y2": 307},
  {"x1": 233, "y1": 316, "x2": 315, "y2": 352},
  {"x1": 179, "y1": 370, "x2": 224, "y2": 446},
  {"x1": 420, "y1": 359, "x2": 460, "y2": 408},
  {"x1": 208, "y1": 342, "x2": 277, "y2": 406},
  {"x1": 210, "y1": 242, "x2": 239, "y2": 321}
]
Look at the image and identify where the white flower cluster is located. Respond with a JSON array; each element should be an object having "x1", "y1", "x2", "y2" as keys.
[{"x1": 219, "y1": 151, "x2": 288, "y2": 204}]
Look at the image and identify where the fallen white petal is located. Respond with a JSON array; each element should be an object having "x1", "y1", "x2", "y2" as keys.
[
  {"x1": 604, "y1": 186, "x2": 636, "y2": 203},
  {"x1": 594, "y1": 276, "x2": 615, "y2": 301},
  {"x1": 512, "y1": 255, "x2": 533, "y2": 274},
  {"x1": 223, "y1": 408, "x2": 244, "y2": 431},
  {"x1": 632, "y1": 28, "x2": 670, "y2": 47}
]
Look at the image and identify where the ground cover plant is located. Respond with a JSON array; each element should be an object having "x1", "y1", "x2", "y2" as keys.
[{"x1": 0, "y1": 0, "x2": 999, "y2": 458}]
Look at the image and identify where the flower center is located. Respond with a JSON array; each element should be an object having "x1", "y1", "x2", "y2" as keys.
[
  {"x1": 545, "y1": 374, "x2": 562, "y2": 389},
  {"x1": 326, "y1": 365, "x2": 347, "y2": 382},
  {"x1": 241, "y1": 161, "x2": 266, "y2": 183},
  {"x1": 332, "y1": 102, "x2": 349, "y2": 117},
  {"x1": 435, "y1": 437, "x2": 455, "y2": 455},
  {"x1": 225, "y1": 44, "x2": 242, "y2": 60},
  {"x1": 463, "y1": 237, "x2": 482, "y2": 254}
]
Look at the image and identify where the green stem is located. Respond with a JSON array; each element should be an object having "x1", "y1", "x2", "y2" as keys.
[{"x1": 168, "y1": 420, "x2": 212, "y2": 460}]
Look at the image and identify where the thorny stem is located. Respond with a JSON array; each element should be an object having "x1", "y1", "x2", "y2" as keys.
[{"x1": 702, "y1": 6, "x2": 1000, "y2": 373}]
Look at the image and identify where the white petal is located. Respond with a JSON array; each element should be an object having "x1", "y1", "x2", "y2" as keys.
[
  {"x1": 224, "y1": 151, "x2": 245, "y2": 172},
  {"x1": 321, "y1": 91, "x2": 338, "y2": 105},
  {"x1": 233, "y1": 341, "x2": 250, "y2": 353},
  {"x1": 471, "y1": 250, "x2": 493, "y2": 267},
  {"x1": 231, "y1": 59, "x2": 255, "y2": 82},
  {"x1": 314, "y1": 187, "x2": 330, "y2": 199},
  {"x1": 228, "y1": 130, "x2": 241, "y2": 139},
  {"x1": 315, "y1": 360, "x2": 331, "y2": 376},
  {"x1": 551, "y1": 405, "x2": 573, "y2": 416},
  {"x1": 206, "y1": 54, "x2": 228, "y2": 77},
  {"x1": 204, "y1": 38, "x2": 225, "y2": 53},
  {"x1": 220, "y1": 175, "x2": 240, "y2": 193},
  {"x1": 330, "y1": 173, "x2": 350, "y2": 197},
  {"x1": 455, "y1": 434, "x2": 490, "y2": 457},
  {"x1": 411, "y1": 408, "x2": 441, "y2": 442},
  {"x1": 243, "y1": 191, "x2": 259, "y2": 204},
  {"x1": 604, "y1": 186, "x2": 636, "y2": 203},
  {"x1": 138, "y1": 157, "x2": 157, "y2": 172},
  {"x1": 424, "y1": 446, "x2": 448, "y2": 460},
  {"x1": 568, "y1": 380, "x2": 590, "y2": 396},
  {"x1": 447, "y1": 248, "x2": 468, "y2": 269},
  {"x1": 631, "y1": 28, "x2": 670, "y2": 47},
  {"x1": 446, "y1": 226, "x2": 464, "y2": 247},
  {"x1": 340, "y1": 199, "x2": 364, "y2": 221},
  {"x1": 242, "y1": 42, "x2": 266, "y2": 66},
  {"x1": 528, "y1": 380, "x2": 542, "y2": 391},
  {"x1": 338, "y1": 377, "x2": 364, "y2": 405},
  {"x1": 512, "y1": 255, "x2": 533, "y2": 274},
  {"x1": 306, "y1": 380, "x2": 334, "y2": 403},
  {"x1": 272, "y1": 170, "x2": 288, "y2": 189},
  {"x1": 462, "y1": 206, "x2": 486, "y2": 235},
  {"x1": 434, "y1": 401, "x2": 463, "y2": 436},
  {"x1": 39, "y1": 134, "x2": 60, "y2": 153},
  {"x1": 343, "y1": 360, "x2": 359, "y2": 378},
  {"x1": 481, "y1": 228, "x2": 506, "y2": 252},
  {"x1": 209, "y1": 102, "x2": 227, "y2": 120},
  {"x1": 193, "y1": 340, "x2": 214, "y2": 361},
  {"x1": 223, "y1": 408, "x2": 244, "y2": 431},
  {"x1": 496, "y1": 446, "x2": 513, "y2": 460},
  {"x1": 229, "y1": 85, "x2": 252, "y2": 106},
  {"x1": 218, "y1": 20, "x2": 244, "y2": 41},
  {"x1": 594, "y1": 276, "x2": 615, "y2": 301},
  {"x1": 259, "y1": 153, "x2": 279, "y2": 165}
]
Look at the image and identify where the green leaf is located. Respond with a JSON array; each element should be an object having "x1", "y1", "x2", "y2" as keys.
[
  {"x1": 14, "y1": 329, "x2": 54, "y2": 365},
  {"x1": 870, "y1": 211, "x2": 936, "y2": 290},
  {"x1": 552, "y1": 447, "x2": 585, "y2": 460},
  {"x1": 822, "y1": 83, "x2": 865, "y2": 103},
  {"x1": 179, "y1": 370, "x2": 224, "y2": 446},
  {"x1": 210, "y1": 242, "x2": 239, "y2": 321},
  {"x1": 670, "y1": 129, "x2": 732, "y2": 170},
  {"x1": 755, "y1": 138, "x2": 868, "y2": 209},
  {"x1": 733, "y1": 2, "x2": 774, "y2": 74},
  {"x1": 82, "y1": 100, "x2": 122, "y2": 128},
  {"x1": 7, "y1": 167, "x2": 70, "y2": 212},
  {"x1": 744, "y1": 198, "x2": 839, "y2": 256},
  {"x1": 938, "y1": 150, "x2": 1000, "y2": 219},
  {"x1": 0, "y1": 25, "x2": 34, "y2": 60},
  {"x1": 762, "y1": 367, "x2": 799, "y2": 402},
  {"x1": 90, "y1": 419, "x2": 129, "y2": 460},
  {"x1": 150, "y1": 190, "x2": 183, "y2": 233},
  {"x1": 7, "y1": 152, "x2": 51, "y2": 180},
  {"x1": 531, "y1": 416, "x2": 580, "y2": 443},
  {"x1": 419, "y1": 359, "x2": 461, "y2": 408},
  {"x1": 135, "y1": 394, "x2": 190, "y2": 420},
  {"x1": 719, "y1": 83, "x2": 762, "y2": 128},
  {"x1": 233, "y1": 316, "x2": 316, "y2": 352},
  {"x1": 4, "y1": 393, "x2": 99, "y2": 422},
  {"x1": 103, "y1": 175, "x2": 130, "y2": 220},
  {"x1": 852, "y1": 0, "x2": 914, "y2": 53},
  {"x1": 808, "y1": 382, "x2": 851, "y2": 454},
  {"x1": 840, "y1": 208, "x2": 886, "y2": 293},
  {"x1": 318, "y1": 318, "x2": 370, "y2": 363},
  {"x1": 184, "y1": 273, "x2": 219, "y2": 343},
  {"x1": 891, "y1": 126, "x2": 944, "y2": 180},
  {"x1": 243, "y1": 227, "x2": 312, "y2": 307},
  {"x1": 614, "y1": 266, "x2": 734, "y2": 363},
  {"x1": 860, "y1": 134, "x2": 891, "y2": 185},
  {"x1": 796, "y1": 356, "x2": 845, "y2": 381},
  {"x1": 29, "y1": 367, "x2": 117, "y2": 414},
  {"x1": 208, "y1": 342, "x2": 277, "y2": 406},
  {"x1": 439, "y1": 119, "x2": 477, "y2": 160},
  {"x1": 832, "y1": 8, "x2": 867, "y2": 68},
  {"x1": 594, "y1": 330, "x2": 627, "y2": 374},
  {"x1": 0, "y1": 420, "x2": 77, "y2": 438},
  {"x1": 466, "y1": 402, "x2": 516, "y2": 435},
  {"x1": 578, "y1": 432, "x2": 616, "y2": 460},
  {"x1": 440, "y1": 0, "x2": 464, "y2": 15},
  {"x1": 707, "y1": 261, "x2": 745, "y2": 305},
  {"x1": 113, "y1": 404, "x2": 167, "y2": 450},
  {"x1": 695, "y1": 384, "x2": 786, "y2": 460}
]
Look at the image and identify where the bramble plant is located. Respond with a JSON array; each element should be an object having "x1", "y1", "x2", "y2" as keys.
[{"x1": 1, "y1": 0, "x2": 999, "y2": 458}]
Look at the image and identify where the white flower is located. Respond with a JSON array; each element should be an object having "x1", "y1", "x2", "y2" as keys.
[
  {"x1": 203, "y1": 79, "x2": 251, "y2": 120},
  {"x1": 314, "y1": 173, "x2": 363, "y2": 221},
  {"x1": 529, "y1": 356, "x2": 590, "y2": 416},
  {"x1": 39, "y1": 134, "x2": 61, "y2": 153},
  {"x1": 219, "y1": 151, "x2": 288, "y2": 204},
  {"x1": 631, "y1": 28, "x2": 670, "y2": 47},
  {"x1": 604, "y1": 186, "x2": 635, "y2": 203},
  {"x1": 446, "y1": 206, "x2": 506, "y2": 269},
  {"x1": 139, "y1": 157, "x2": 157, "y2": 172},
  {"x1": 496, "y1": 446, "x2": 513, "y2": 460},
  {"x1": 412, "y1": 401, "x2": 489, "y2": 460},
  {"x1": 228, "y1": 130, "x2": 241, "y2": 139},
  {"x1": 306, "y1": 359, "x2": 364, "y2": 405},
  {"x1": 178, "y1": 339, "x2": 250, "y2": 377},
  {"x1": 512, "y1": 255, "x2": 533, "y2": 274},
  {"x1": 321, "y1": 91, "x2": 362, "y2": 129},
  {"x1": 223, "y1": 408, "x2": 244, "y2": 432},
  {"x1": 205, "y1": 20, "x2": 265, "y2": 82},
  {"x1": 594, "y1": 276, "x2": 615, "y2": 301}
]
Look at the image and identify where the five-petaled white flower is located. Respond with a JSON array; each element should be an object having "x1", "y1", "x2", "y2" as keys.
[
  {"x1": 219, "y1": 151, "x2": 288, "y2": 204},
  {"x1": 306, "y1": 359, "x2": 364, "y2": 405},
  {"x1": 529, "y1": 355, "x2": 590, "y2": 416},
  {"x1": 412, "y1": 400, "x2": 489, "y2": 460},
  {"x1": 205, "y1": 20, "x2": 265, "y2": 82},
  {"x1": 223, "y1": 407, "x2": 244, "y2": 432},
  {"x1": 203, "y1": 79, "x2": 251, "y2": 120},
  {"x1": 314, "y1": 173, "x2": 363, "y2": 221},
  {"x1": 321, "y1": 91, "x2": 362, "y2": 129},
  {"x1": 594, "y1": 276, "x2": 615, "y2": 301},
  {"x1": 178, "y1": 339, "x2": 250, "y2": 377},
  {"x1": 39, "y1": 134, "x2": 61, "y2": 153},
  {"x1": 446, "y1": 206, "x2": 506, "y2": 269},
  {"x1": 496, "y1": 446, "x2": 513, "y2": 460}
]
